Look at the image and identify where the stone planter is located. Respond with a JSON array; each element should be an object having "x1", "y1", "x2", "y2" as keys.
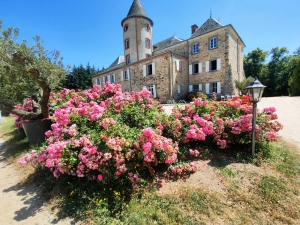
[{"x1": 21, "y1": 119, "x2": 52, "y2": 145}]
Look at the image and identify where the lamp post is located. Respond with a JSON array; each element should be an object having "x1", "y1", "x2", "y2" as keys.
[{"x1": 246, "y1": 78, "x2": 266, "y2": 156}]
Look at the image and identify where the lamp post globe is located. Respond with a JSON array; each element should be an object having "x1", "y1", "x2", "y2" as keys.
[{"x1": 246, "y1": 78, "x2": 266, "y2": 155}]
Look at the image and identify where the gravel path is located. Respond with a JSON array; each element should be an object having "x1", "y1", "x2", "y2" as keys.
[{"x1": 0, "y1": 138, "x2": 76, "y2": 224}]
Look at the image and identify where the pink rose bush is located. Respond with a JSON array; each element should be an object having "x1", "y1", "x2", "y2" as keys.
[
  {"x1": 18, "y1": 83, "x2": 283, "y2": 188},
  {"x1": 167, "y1": 95, "x2": 282, "y2": 155},
  {"x1": 18, "y1": 83, "x2": 180, "y2": 188}
]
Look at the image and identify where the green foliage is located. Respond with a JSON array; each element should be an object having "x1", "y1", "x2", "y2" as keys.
[
  {"x1": 0, "y1": 20, "x2": 67, "y2": 107},
  {"x1": 244, "y1": 46, "x2": 300, "y2": 97},
  {"x1": 186, "y1": 91, "x2": 207, "y2": 101},
  {"x1": 288, "y1": 58, "x2": 300, "y2": 96},
  {"x1": 234, "y1": 76, "x2": 255, "y2": 94},
  {"x1": 62, "y1": 63, "x2": 99, "y2": 90},
  {"x1": 244, "y1": 47, "x2": 268, "y2": 81}
]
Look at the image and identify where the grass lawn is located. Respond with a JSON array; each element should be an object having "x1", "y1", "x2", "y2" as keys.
[{"x1": 1, "y1": 115, "x2": 300, "y2": 224}]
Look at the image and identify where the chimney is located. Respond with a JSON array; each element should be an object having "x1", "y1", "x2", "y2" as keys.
[{"x1": 191, "y1": 24, "x2": 198, "y2": 35}]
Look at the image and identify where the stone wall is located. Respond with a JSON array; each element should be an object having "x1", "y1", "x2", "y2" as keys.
[{"x1": 188, "y1": 28, "x2": 227, "y2": 94}]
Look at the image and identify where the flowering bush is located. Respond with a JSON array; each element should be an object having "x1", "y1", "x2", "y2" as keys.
[
  {"x1": 18, "y1": 83, "x2": 282, "y2": 188},
  {"x1": 18, "y1": 83, "x2": 179, "y2": 188},
  {"x1": 10, "y1": 98, "x2": 33, "y2": 128},
  {"x1": 168, "y1": 95, "x2": 282, "y2": 152}
]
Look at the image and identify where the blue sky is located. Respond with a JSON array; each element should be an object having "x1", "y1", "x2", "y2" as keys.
[{"x1": 0, "y1": 0, "x2": 299, "y2": 69}]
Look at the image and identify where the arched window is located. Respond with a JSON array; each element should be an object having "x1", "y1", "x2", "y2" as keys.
[
  {"x1": 145, "y1": 38, "x2": 150, "y2": 49},
  {"x1": 145, "y1": 24, "x2": 150, "y2": 31},
  {"x1": 124, "y1": 24, "x2": 128, "y2": 32}
]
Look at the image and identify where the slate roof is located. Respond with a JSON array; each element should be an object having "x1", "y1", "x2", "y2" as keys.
[
  {"x1": 153, "y1": 36, "x2": 184, "y2": 52},
  {"x1": 108, "y1": 55, "x2": 124, "y2": 68},
  {"x1": 191, "y1": 17, "x2": 223, "y2": 38},
  {"x1": 121, "y1": 0, "x2": 153, "y2": 26}
]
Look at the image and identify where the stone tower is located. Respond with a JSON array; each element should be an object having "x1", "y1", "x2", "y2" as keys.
[{"x1": 121, "y1": 0, "x2": 153, "y2": 64}]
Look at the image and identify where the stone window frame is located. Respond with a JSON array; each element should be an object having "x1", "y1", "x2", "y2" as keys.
[
  {"x1": 175, "y1": 60, "x2": 182, "y2": 71},
  {"x1": 125, "y1": 38, "x2": 130, "y2": 50},
  {"x1": 208, "y1": 35, "x2": 218, "y2": 50}
]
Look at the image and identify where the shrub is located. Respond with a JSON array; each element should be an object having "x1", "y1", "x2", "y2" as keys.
[{"x1": 18, "y1": 84, "x2": 283, "y2": 188}]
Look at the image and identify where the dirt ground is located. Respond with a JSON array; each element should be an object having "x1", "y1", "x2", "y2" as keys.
[{"x1": 0, "y1": 96, "x2": 299, "y2": 224}]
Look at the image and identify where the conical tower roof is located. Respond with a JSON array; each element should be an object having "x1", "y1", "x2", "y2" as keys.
[{"x1": 121, "y1": 0, "x2": 153, "y2": 26}]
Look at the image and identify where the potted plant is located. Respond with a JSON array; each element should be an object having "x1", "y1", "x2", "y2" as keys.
[{"x1": 0, "y1": 21, "x2": 67, "y2": 144}]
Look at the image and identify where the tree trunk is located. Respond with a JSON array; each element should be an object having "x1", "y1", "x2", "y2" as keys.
[{"x1": 9, "y1": 53, "x2": 51, "y2": 119}]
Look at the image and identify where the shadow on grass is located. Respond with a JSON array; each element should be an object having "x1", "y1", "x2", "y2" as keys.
[{"x1": 0, "y1": 129, "x2": 29, "y2": 163}]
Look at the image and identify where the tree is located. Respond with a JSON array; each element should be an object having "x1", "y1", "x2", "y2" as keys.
[
  {"x1": 0, "y1": 20, "x2": 67, "y2": 119},
  {"x1": 62, "y1": 63, "x2": 98, "y2": 90},
  {"x1": 289, "y1": 58, "x2": 300, "y2": 96},
  {"x1": 266, "y1": 47, "x2": 289, "y2": 96},
  {"x1": 244, "y1": 48, "x2": 268, "y2": 81},
  {"x1": 234, "y1": 76, "x2": 255, "y2": 95}
]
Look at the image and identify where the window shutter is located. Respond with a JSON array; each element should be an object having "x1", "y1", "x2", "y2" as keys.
[
  {"x1": 107, "y1": 75, "x2": 111, "y2": 83},
  {"x1": 206, "y1": 61, "x2": 209, "y2": 72},
  {"x1": 152, "y1": 62, "x2": 156, "y2": 75},
  {"x1": 189, "y1": 85, "x2": 193, "y2": 92},
  {"x1": 199, "y1": 84, "x2": 202, "y2": 91},
  {"x1": 217, "y1": 82, "x2": 221, "y2": 94},
  {"x1": 102, "y1": 77, "x2": 105, "y2": 85},
  {"x1": 127, "y1": 68, "x2": 130, "y2": 79},
  {"x1": 206, "y1": 83, "x2": 210, "y2": 94},
  {"x1": 217, "y1": 58, "x2": 221, "y2": 70},
  {"x1": 121, "y1": 71, "x2": 123, "y2": 81},
  {"x1": 143, "y1": 65, "x2": 146, "y2": 76},
  {"x1": 153, "y1": 84, "x2": 157, "y2": 98},
  {"x1": 189, "y1": 64, "x2": 192, "y2": 75},
  {"x1": 176, "y1": 61, "x2": 180, "y2": 71},
  {"x1": 178, "y1": 85, "x2": 181, "y2": 93},
  {"x1": 198, "y1": 63, "x2": 202, "y2": 73}
]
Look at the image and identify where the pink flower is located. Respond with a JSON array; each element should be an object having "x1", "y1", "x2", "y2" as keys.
[{"x1": 97, "y1": 174, "x2": 103, "y2": 181}]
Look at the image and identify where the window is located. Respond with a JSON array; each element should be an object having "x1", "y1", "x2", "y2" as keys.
[
  {"x1": 205, "y1": 82, "x2": 221, "y2": 94},
  {"x1": 123, "y1": 70, "x2": 129, "y2": 80},
  {"x1": 210, "y1": 82, "x2": 217, "y2": 93},
  {"x1": 124, "y1": 24, "x2": 128, "y2": 32},
  {"x1": 193, "y1": 63, "x2": 199, "y2": 74},
  {"x1": 193, "y1": 43, "x2": 199, "y2": 54},
  {"x1": 124, "y1": 89, "x2": 129, "y2": 92},
  {"x1": 145, "y1": 24, "x2": 150, "y2": 31},
  {"x1": 125, "y1": 39, "x2": 129, "y2": 49},
  {"x1": 209, "y1": 37, "x2": 217, "y2": 49},
  {"x1": 210, "y1": 60, "x2": 217, "y2": 71},
  {"x1": 146, "y1": 54, "x2": 151, "y2": 58},
  {"x1": 189, "y1": 84, "x2": 203, "y2": 92},
  {"x1": 110, "y1": 74, "x2": 115, "y2": 84},
  {"x1": 175, "y1": 60, "x2": 181, "y2": 71},
  {"x1": 144, "y1": 85, "x2": 156, "y2": 98},
  {"x1": 105, "y1": 76, "x2": 108, "y2": 83},
  {"x1": 126, "y1": 54, "x2": 130, "y2": 65},
  {"x1": 206, "y1": 58, "x2": 221, "y2": 72},
  {"x1": 96, "y1": 78, "x2": 101, "y2": 85},
  {"x1": 147, "y1": 64, "x2": 153, "y2": 75},
  {"x1": 145, "y1": 38, "x2": 150, "y2": 49},
  {"x1": 143, "y1": 63, "x2": 155, "y2": 76}
]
